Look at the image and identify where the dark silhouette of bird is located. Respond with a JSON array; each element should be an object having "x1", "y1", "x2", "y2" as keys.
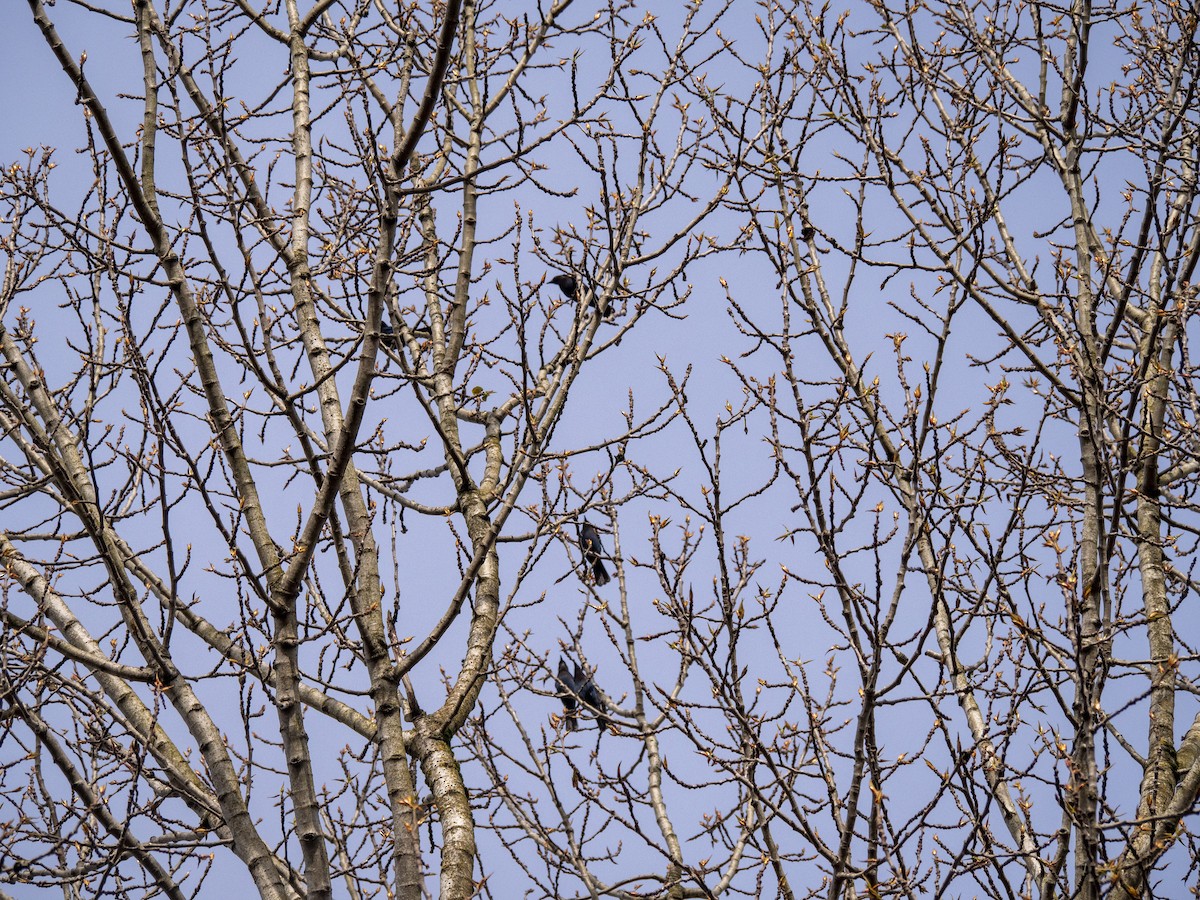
[
  {"x1": 574, "y1": 662, "x2": 610, "y2": 731},
  {"x1": 556, "y1": 658, "x2": 579, "y2": 731},
  {"x1": 548, "y1": 272, "x2": 614, "y2": 322},
  {"x1": 380, "y1": 319, "x2": 398, "y2": 349},
  {"x1": 548, "y1": 273, "x2": 576, "y2": 298},
  {"x1": 578, "y1": 520, "x2": 611, "y2": 586}
]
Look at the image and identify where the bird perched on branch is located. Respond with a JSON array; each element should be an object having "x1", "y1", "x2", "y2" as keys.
[
  {"x1": 574, "y1": 662, "x2": 610, "y2": 731},
  {"x1": 549, "y1": 272, "x2": 614, "y2": 322},
  {"x1": 379, "y1": 319, "x2": 398, "y2": 349},
  {"x1": 578, "y1": 520, "x2": 611, "y2": 586},
  {"x1": 556, "y1": 658, "x2": 579, "y2": 731}
]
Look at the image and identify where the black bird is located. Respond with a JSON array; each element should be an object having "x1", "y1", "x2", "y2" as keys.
[
  {"x1": 574, "y1": 662, "x2": 610, "y2": 731},
  {"x1": 556, "y1": 658, "x2": 579, "y2": 731},
  {"x1": 549, "y1": 272, "x2": 614, "y2": 322},
  {"x1": 578, "y1": 520, "x2": 611, "y2": 586},
  {"x1": 380, "y1": 319, "x2": 398, "y2": 349},
  {"x1": 548, "y1": 273, "x2": 578, "y2": 299}
]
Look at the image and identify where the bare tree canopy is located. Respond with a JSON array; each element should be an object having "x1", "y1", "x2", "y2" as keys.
[{"x1": 1, "y1": 0, "x2": 1199, "y2": 898}]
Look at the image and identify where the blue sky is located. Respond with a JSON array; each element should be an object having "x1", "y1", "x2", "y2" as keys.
[{"x1": 1, "y1": 1, "x2": 1195, "y2": 897}]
